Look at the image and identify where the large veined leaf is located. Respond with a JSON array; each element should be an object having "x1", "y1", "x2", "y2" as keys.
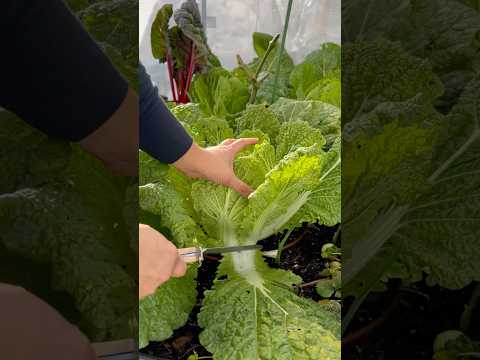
[
  {"x1": 387, "y1": 76, "x2": 480, "y2": 288},
  {"x1": 342, "y1": 0, "x2": 480, "y2": 111},
  {"x1": 289, "y1": 43, "x2": 341, "y2": 101},
  {"x1": 198, "y1": 254, "x2": 340, "y2": 360},
  {"x1": 270, "y1": 98, "x2": 341, "y2": 147},
  {"x1": 139, "y1": 266, "x2": 197, "y2": 348},
  {"x1": 190, "y1": 67, "x2": 249, "y2": 117},
  {"x1": 174, "y1": 0, "x2": 220, "y2": 68},
  {"x1": 0, "y1": 113, "x2": 137, "y2": 341},
  {"x1": 150, "y1": 4, "x2": 173, "y2": 61},
  {"x1": 78, "y1": 0, "x2": 138, "y2": 65},
  {"x1": 234, "y1": 104, "x2": 281, "y2": 142},
  {"x1": 305, "y1": 76, "x2": 341, "y2": 107},
  {"x1": 343, "y1": 76, "x2": 480, "y2": 296},
  {"x1": 342, "y1": 40, "x2": 444, "y2": 124},
  {"x1": 139, "y1": 96, "x2": 341, "y2": 349}
]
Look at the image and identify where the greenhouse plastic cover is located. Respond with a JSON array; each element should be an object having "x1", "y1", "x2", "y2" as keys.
[{"x1": 139, "y1": 0, "x2": 340, "y2": 99}]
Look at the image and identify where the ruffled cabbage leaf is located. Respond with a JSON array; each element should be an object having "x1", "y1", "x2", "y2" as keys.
[{"x1": 139, "y1": 102, "x2": 341, "y2": 357}]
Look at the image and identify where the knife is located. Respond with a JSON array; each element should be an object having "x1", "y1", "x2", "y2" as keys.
[{"x1": 178, "y1": 244, "x2": 262, "y2": 263}]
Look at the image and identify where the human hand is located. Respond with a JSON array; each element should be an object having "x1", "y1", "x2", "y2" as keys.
[
  {"x1": 0, "y1": 283, "x2": 95, "y2": 360},
  {"x1": 173, "y1": 138, "x2": 258, "y2": 198},
  {"x1": 139, "y1": 224, "x2": 187, "y2": 299}
]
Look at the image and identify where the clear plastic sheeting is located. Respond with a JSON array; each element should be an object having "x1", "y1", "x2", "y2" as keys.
[{"x1": 139, "y1": 0, "x2": 340, "y2": 98}]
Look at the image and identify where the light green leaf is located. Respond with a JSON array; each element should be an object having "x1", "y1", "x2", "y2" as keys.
[
  {"x1": 139, "y1": 151, "x2": 169, "y2": 186},
  {"x1": 306, "y1": 77, "x2": 341, "y2": 107},
  {"x1": 243, "y1": 145, "x2": 323, "y2": 242},
  {"x1": 275, "y1": 120, "x2": 325, "y2": 160},
  {"x1": 150, "y1": 4, "x2": 173, "y2": 61},
  {"x1": 139, "y1": 266, "x2": 197, "y2": 348},
  {"x1": 139, "y1": 182, "x2": 202, "y2": 248},
  {"x1": 234, "y1": 104, "x2": 281, "y2": 141},
  {"x1": 198, "y1": 254, "x2": 340, "y2": 360},
  {"x1": 270, "y1": 98, "x2": 341, "y2": 147}
]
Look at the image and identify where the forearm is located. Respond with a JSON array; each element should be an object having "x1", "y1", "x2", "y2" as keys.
[
  {"x1": 139, "y1": 63, "x2": 193, "y2": 164},
  {"x1": 79, "y1": 87, "x2": 138, "y2": 176}
]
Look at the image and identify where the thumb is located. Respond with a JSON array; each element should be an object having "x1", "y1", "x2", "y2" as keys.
[
  {"x1": 172, "y1": 256, "x2": 187, "y2": 278},
  {"x1": 227, "y1": 176, "x2": 254, "y2": 198}
]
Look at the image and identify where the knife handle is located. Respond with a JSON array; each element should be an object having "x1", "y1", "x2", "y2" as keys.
[{"x1": 178, "y1": 247, "x2": 201, "y2": 263}]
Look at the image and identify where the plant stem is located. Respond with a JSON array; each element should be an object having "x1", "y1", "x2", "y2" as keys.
[
  {"x1": 297, "y1": 278, "x2": 323, "y2": 288},
  {"x1": 275, "y1": 228, "x2": 294, "y2": 264},
  {"x1": 166, "y1": 55, "x2": 177, "y2": 103},
  {"x1": 460, "y1": 282, "x2": 480, "y2": 333},
  {"x1": 270, "y1": 0, "x2": 294, "y2": 103},
  {"x1": 184, "y1": 44, "x2": 196, "y2": 102},
  {"x1": 255, "y1": 34, "x2": 280, "y2": 79},
  {"x1": 332, "y1": 224, "x2": 341, "y2": 245},
  {"x1": 248, "y1": 34, "x2": 280, "y2": 104}
]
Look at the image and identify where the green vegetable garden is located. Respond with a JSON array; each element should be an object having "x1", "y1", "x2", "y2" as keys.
[
  {"x1": 139, "y1": 1, "x2": 341, "y2": 358},
  {"x1": 342, "y1": 0, "x2": 480, "y2": 357}
]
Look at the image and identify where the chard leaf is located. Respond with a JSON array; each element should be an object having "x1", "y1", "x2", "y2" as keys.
[
  {"x1": 139, "y1": 266, "x2": 197, "y2": 348},
  {"x1": 78, "y1": 0, "x2": 137, "y2": 65},
  {"x1": 150, "y1": 4, "x2": 173, "y2": 62},
  {"x1": 198, "y1": 254, "x2": 340, "y2": 360},
  {"x1": 174, "y1": 0, "x2": 220, "y2": 69}
]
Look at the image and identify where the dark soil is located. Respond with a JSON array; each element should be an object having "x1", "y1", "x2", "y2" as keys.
[
  {"x1": 140, "y1": 223, "x2": 338, "y2": 359},
  {"x1": 342, "y1": 280, "x2": 480, "y2": 360}
]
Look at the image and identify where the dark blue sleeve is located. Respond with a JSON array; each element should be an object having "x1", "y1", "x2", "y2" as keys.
[
  {"x1": 139, "y1": 63, "x2": 193, "y2": 164},
  {"x1": 0, "y1": 0, "x2": 128, "y2": 141}
]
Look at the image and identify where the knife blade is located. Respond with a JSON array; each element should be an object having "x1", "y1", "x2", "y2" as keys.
[
  {"x1": 178, "y1": 244, "x2": 261, "y2": 263},
  {"x1": 203, "y1": 244, "x2": 261, "y2": 254}
]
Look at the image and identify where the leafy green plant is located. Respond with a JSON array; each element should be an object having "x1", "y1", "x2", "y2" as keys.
[
  {"x1": 139, "y1": 113, "x2": 341, "y2": 357},
  {"x1": 150, "y1": 0, "x2": 220, "y2": 103},
  {"x1": 139, "y1": 41, "x2": 341, "y2": 358},
  {"x1": 342, "y1": 0, "x2": 480, "y2": 333}
]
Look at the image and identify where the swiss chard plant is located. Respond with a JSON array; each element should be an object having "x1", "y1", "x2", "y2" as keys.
[
  {"x1": 139, "y1": 33, "x2": 342, "y2": 358},
  {"x1": 150, "y1": 0, "x2": 220, "y2": 104}
]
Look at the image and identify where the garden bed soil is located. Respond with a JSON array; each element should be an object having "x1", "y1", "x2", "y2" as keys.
[
  {"x1": 140, "y1": 223, "x2": 338, "y2": 359},
  {"x1": 343, "y1": 281, "x2": 479, "y2": 360}
]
